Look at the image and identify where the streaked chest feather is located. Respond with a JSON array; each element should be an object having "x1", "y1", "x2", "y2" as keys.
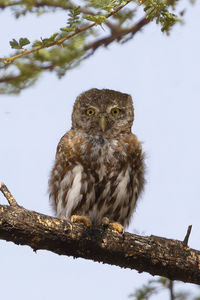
[{"x1": 49, "y1": 132, "x2": 144, "y2": 227}]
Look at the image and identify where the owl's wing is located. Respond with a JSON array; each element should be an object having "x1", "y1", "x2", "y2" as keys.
[{"x1": 49, "y1": 130, "x2": 95, "y2": 220}]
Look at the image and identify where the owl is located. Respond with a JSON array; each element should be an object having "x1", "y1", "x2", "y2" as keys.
[{"x1": 49, "y1": 88, "x2": 145, "y2": 232}]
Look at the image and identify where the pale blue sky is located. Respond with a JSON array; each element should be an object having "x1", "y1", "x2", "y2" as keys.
[{"x1": 0, "y1": 2, "x2": 200, "y2": 300}]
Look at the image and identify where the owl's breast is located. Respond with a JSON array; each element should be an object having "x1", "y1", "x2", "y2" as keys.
[
  {"x1": 85, "y1": 137, "x2": 122, "y2": 178},
  {"x1": 49, "y1": 130, "x2": 145, "y2": 227}
]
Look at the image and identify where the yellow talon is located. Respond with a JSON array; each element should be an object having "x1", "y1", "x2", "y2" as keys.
[
  {"x1": 102, "y1": 217, "x2": 110, "y2": 226},
  {"x1": 71, "y1": 215, "x2": 91, "y2": 228},
  {"x1": 111, "y1": 222, "x2": 124, "y2": 234}
]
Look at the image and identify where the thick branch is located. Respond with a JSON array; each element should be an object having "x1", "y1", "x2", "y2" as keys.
[
  {"x1": 0, "y1": 63, "x2": 55, "y2": 84},
  {"x1": 0, "y1": 203, "x2": 200, "y2": 284},
  {"x1": 0, "y1": 1, "x2": 93, "y2": 15},
  {"x1": 0, "y1": 1, "x2": 71, "y2": 9},
  {"x1": 84, "y1": 16, "x2": 150, "y2": 53},
  {"x1": 0, "y1": 75, "x2": 22, "y2": 83}
]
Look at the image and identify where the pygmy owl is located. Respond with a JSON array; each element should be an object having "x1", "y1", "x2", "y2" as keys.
[{"x1": 49, "y1": 88, "x2": 145, "y2": 231}]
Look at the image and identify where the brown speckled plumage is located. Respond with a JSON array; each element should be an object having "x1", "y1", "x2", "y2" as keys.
[{"x1": 49, "y1": 88, "x2": 145, "y2": 227}]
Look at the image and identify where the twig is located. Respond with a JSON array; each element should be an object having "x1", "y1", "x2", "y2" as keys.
[
  {"x1": 0, "y1": 0, "x2": 132, "y2": 64},
  {"x1": 0, "y1": 182, "x2": 18, "y2": 206},
  {"x1": 183, "y1": 225, "x2": 192, "y2": 246},
  {"x1": 169, "y1": 280, "x2": 175, "y2": 300}
]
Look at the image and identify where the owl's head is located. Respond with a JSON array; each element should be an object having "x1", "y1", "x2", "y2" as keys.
[{"x1": 72, "y1": 88, "x2": 134, "y2": 137}]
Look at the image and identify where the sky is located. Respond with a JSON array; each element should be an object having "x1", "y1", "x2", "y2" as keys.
[{"x1": 0, "y1": 1, "x2": 200, "y2": 300}]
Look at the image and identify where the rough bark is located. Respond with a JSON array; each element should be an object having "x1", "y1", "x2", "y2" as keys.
[{"x1": 0, "y1": 203, "x2": 200, "y2": 284}]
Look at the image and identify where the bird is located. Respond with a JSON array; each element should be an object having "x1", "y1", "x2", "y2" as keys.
[{"x1": 49, "y1": 88, "x2": 145, "y2": 232}]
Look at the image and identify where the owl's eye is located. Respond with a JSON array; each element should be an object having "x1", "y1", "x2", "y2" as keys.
[
  {"x1": 86, "y1": 108, "x2": 95, "y2": 116},
  {"x1": 111, "y1": 107, "x2": 120, "y2": 116}
]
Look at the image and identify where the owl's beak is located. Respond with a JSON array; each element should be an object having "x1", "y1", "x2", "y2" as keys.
[{"x1": 99, "y1": 116, "x2": 107, "y2": 132}]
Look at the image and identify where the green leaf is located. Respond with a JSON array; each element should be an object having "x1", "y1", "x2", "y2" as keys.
[
  {"x1": 60, "y1": 25, "x2": 75, "y2": 32},
  {"x1": 9, "y1": 38, "x2": 30, "y2": 49},
  {"x1": 9, "y1": 39, "x2": 21, "y2": 49},
  {"x1": 143, "y1": 0, "x2": 180, "y2": 33},
  {"x1": 83, "y1": 15, "x2": 108, "y2": 24},
  {"x1": 67, "y1": 6, "x2": 81, "y2": 27},
  {"x1": 88, "y1": 0, "x2": 121, "y2": 11},
  {"x1": 41, "y1": 33, "x2": 59, "y2": 46},
  {"x1": 129, "y1": 285, "x2": 158, "y2": 300},
  {"x1": 19, "y1": 38, "x2": 30, "y2": 47},
  {"x1": 32, "y1": 40, "x2": 43, "y2": 48}
]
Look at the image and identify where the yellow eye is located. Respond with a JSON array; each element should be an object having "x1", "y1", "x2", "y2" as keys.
[
  {"x1": 111, "y1": 107, "x2": 120, "y2": 116},
  {"x1": 86, "y1": 108, "x2": 95, "y2": 116}
]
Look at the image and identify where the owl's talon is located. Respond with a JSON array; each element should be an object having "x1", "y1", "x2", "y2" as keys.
[
  {"x1": 102, "y1": 217, "x2": 110, "y2": 227},
  {"x1": 71, "y1": 215, "x2": 91, "y2": 228},
  {"x1": 111, "y1": 222, "x2": 124, "y2": 234}
]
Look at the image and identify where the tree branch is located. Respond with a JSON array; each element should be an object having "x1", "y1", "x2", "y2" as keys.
[
  {"x1": 84, "y1": 16, "x2": 150, "y2": 54},
  {"x1": 0, "y1": 0, "x2": 132, "y2": 64},
  {"x1": 183, "y1": 225, "x2": 192, "y2": 246},
  {"x1": 0, "y1": 16, "x2": 150, "y2": 85},
  {"x1": 0, "y1": 1, "x2": 94, "y2": 15},
  {"x1": 0, "y1": 1, "x2": 73, "y2": 10},
  {"x1": 0, "y1": 183, "x2": 200, "y2": 285},
  {"x1": 169, "y1": 280, "x2": 175, "y2": 300}
]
